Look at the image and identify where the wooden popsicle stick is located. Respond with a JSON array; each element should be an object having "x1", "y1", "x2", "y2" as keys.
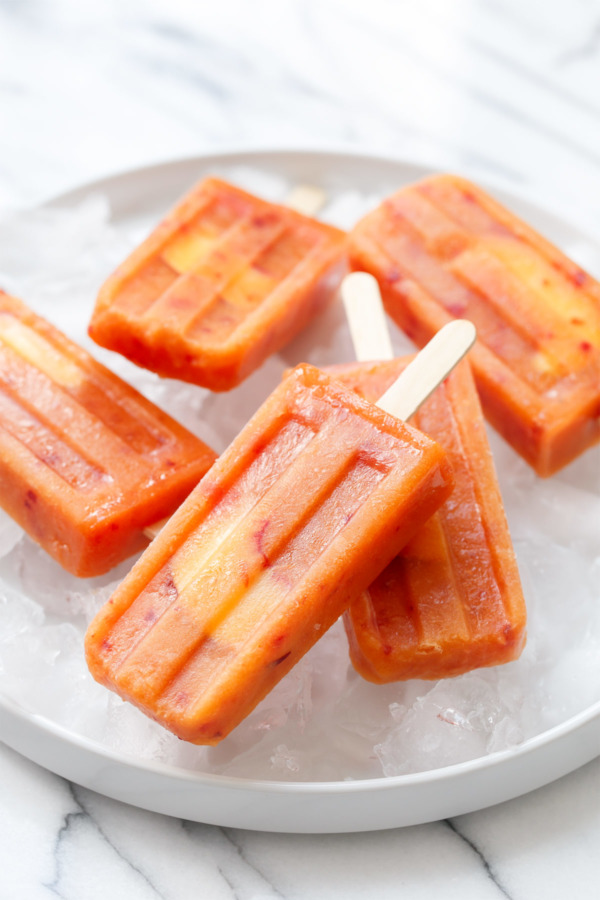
[
  {"x1": 341, "y1": 272, "x2": 394, "y2": 362},
  {"x1": 285, "y1": 184, "x2": 327, "y2": 217},
  {"x1": 144, "y1": 519, "x2": 165, "y2": 540},
  {"x1": 377, "y1": 319, "x2": 476, "y2": 420},
  {"x1": 340, "y1": 271, "x2": 476, "y2": 420}
]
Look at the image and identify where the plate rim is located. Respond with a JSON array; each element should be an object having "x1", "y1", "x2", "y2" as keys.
[
  {"x1": 1, "y1": 145, "x2": 599, "y2": 828},
  {"x1": 1, "y1": 688, "x2": 599, "y2": 795}
]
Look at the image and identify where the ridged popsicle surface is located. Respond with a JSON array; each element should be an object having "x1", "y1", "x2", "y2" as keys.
[
  {"x1": 89, "y1": 178, "x2": 347, "y2": 390},
  {"x1": 85, "y1": 364, "x2": 454, "y2": 743},
  {"x1": 348, "y1": 175, "x2": 600, "y2": 475},
  {"x1": 0, "y1": 292, "x2": 216, "y2": 576},
  {"x1": 328, "y1": 358, "x2": 526, "y2": 682}
]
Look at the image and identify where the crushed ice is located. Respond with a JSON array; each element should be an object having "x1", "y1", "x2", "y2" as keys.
[{"x1": 0, "y1": 168, "x2": 598, "y2": 783}]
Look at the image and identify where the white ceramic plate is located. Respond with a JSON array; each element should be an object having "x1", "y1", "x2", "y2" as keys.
[{"x1": 0, "y1": 149, "x2": 598, "y2": 833}]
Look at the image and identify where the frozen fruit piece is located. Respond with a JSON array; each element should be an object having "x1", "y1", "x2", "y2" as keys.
[
  {"x1": 0, "y1": 292, "x2": 216, "y2": 576},
  {"x1": 89, "y1": 177, "x2": 347, "y2": 391},
  {"x1": 327, "y1": 357, "x2": 526, "y2": 682},
  {"x1": 85, "y1": 363, "x2": 454, "y2": 743},
  {"x1": 348, "y1": 174, "x2": 600, "y2": 476}
]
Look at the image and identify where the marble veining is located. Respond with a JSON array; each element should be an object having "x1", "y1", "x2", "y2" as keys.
[
  {"x1": 0, "y1": 0, "x2": 599, "y2": 897},
  {"x1": 444, "y1": 819, "x2": 513, "y2": 899}
]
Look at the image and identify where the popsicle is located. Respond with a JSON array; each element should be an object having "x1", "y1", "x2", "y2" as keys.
[
  {"x1": 0, "y1": 291, "x2": 216, "y2": 576},
  {"x1": 84, "y1": 317, "x2": 476, "y2": 744},
  {"x1": 328, "y1": 274, "x2": 526, "y2": 681},
  {"x1": 89, "y1": 177, "x2": 347, "y2": 391},
  {"x1": 331, "y1": 358, "x2": 526, "y2": 681},
  {"x1": 348, "y1": 174, "x2": 600, "y2": 476}
]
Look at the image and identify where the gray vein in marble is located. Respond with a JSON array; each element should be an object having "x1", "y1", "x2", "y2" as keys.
[
  {"x1": 445, "y1": 819, "x2": 512, "y2": 899},
  {"x1": 133, "y1": 51, "x2": 230, "y2": 102},
  {"x1": 557, "y1": 20, "x2": 600, "y2": 65},
  {"x1": 334, "y1": 3, "x2": 600, "y2": 171},
  {"x1": 44, "y1": 782, "x2": 165, "y2": 900},
  {"x1": 143, "y1": 20, "x2": 254, "y2": 85},
  {"x1": 416, "y1": 0, "x2": 600, "y2": 117},
  {"x1": 220, "y1": 829, "x2": 287, "y2": 900}
]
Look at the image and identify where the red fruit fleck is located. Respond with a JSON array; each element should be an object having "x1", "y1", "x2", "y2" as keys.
[
  {"x1": 252, "y1": 212, "x2": 278, "y2": 228},
  {"x1": 270, "y1": 651, "x2": 291, "y2": 667},
  {"x1": 580, "y1": 341, "x2": 593, "y2": 353},
  {"x1": 255, "y1": 520, "x2": 270, "y2": 567},
  {"x1": 24, "y1": 489, "x2": 37, "y2": 510}
]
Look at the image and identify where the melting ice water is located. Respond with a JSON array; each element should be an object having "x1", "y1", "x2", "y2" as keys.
[{"x1": 0, "y1": 172, "x2": 598, "y2": 783}]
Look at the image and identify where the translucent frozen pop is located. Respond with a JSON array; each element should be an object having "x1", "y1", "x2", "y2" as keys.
[
  {"x1": 84, "y1": 313, "x2": 476, "y2": 744},
  {"x1": 88, "y1": 177, "x2": 347, "y2": 391},
  {"x1": 348, "y1": 174, "x2": 600, "y2": 476},
  {"x1": 332, "y1": 357, "x2": 527, "y2": 681},
  {"x1": 0, "y1": 291, "x2": 216, "y2": 576},
  {"x1": 332, "y1": 273, "x2": 526, "y2": 681}
]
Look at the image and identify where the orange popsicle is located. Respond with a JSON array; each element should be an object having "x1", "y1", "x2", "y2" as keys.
[
  {"x1": 329, "y1": 357, "x2": 526, "y2": 682},
  {"x1": 89, "y1": 177, "x2": 347, "y2": 391},
  {"x1": 85, "y1": 363, "x2": 455, "y2": 744},
  {"x1": 0, "y1": 292, "x2": 216, "y2": 576},
  {"x1": 348, "y1": 174, "x2": 600, "y2": 476}
]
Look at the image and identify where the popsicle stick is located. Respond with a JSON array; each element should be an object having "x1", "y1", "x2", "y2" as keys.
[
  {"x1": 285, "y1": 184, "x2": 327, "y2": 217},
  {"x1": 377, "y1": 319, "x2": 476, "y2": 420},
  {"x1": 341, "y1": 272, "x2": 394, "y2": 362},
  {"x1": 144, "y1": 519, "x2": 166, "y2": 539},
  {"x1": 340, "y1": 271, "x2": 476, "y2": 420}
]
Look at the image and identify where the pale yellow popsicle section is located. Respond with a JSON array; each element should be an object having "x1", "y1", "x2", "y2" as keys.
[{"x1": 0, "y1": 313, "x2": 83, "y2": 388}]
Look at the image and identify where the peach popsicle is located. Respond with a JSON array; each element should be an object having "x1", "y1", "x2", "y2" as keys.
[
  {"x1": 331, "y1": 357, "x2": 527, "y2": 682},
  {"x1": 348, "y1": 174, "x2": 600, "y2": 476},
  {"x1": 0, "y1": 292, "x2": 216, "y2": 577},
  {"x1": 84, "y1": 333, "x2": 471, "y2": 743},
  {"x1": 89, "y1": 177, "x2": 347, "y2": 392}
]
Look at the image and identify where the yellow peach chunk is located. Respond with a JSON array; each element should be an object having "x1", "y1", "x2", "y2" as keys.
[{"x1": 0, "y1": 314, "x2": 83, "y2": 387}]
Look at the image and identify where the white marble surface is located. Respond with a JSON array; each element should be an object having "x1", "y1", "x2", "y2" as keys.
[{"x1": 0, "y1": 0, "x2": 599, "y2": 896}]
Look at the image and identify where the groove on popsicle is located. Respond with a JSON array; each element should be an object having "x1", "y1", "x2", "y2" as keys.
[
  {"x1": 185, "y1": 227, "x2": 320, "y2": 341},
  {"x1": 374, "y1": 182, "x2": 599, "y2": 393},
  {"x1": 110, "y1": 402, "x2": 403, "y2": 702},
  {"x1": 409, "y1": 377, "x2": 508, "y2": 638},
  {"x1": 109, "y1": 187, "x2": 332, "y2": 348},
  {"x1": 141, "y1": 214, "x2": 287, "y2": 331},
  {"x1": 341, "y1": 358, "x2": 525, "y2": 680},
  {"x1": 159, "y1": 459, "x2": 386, "y2": 712},
  {"x1": 0, "y1": 389, "x2": 105, "y2": 490},
  {"x1": 417, "y1": 183, "x2": 599, "y2": 351},
  {"x1": 370, "y1": 220, "x2": 557, "y2": 392},
  {"x1": 103, "y1": 417, "x2": 318, "y2": 665},
  {"x1": 0, "y1": 314, "x2": 172, "y2": 456}
]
